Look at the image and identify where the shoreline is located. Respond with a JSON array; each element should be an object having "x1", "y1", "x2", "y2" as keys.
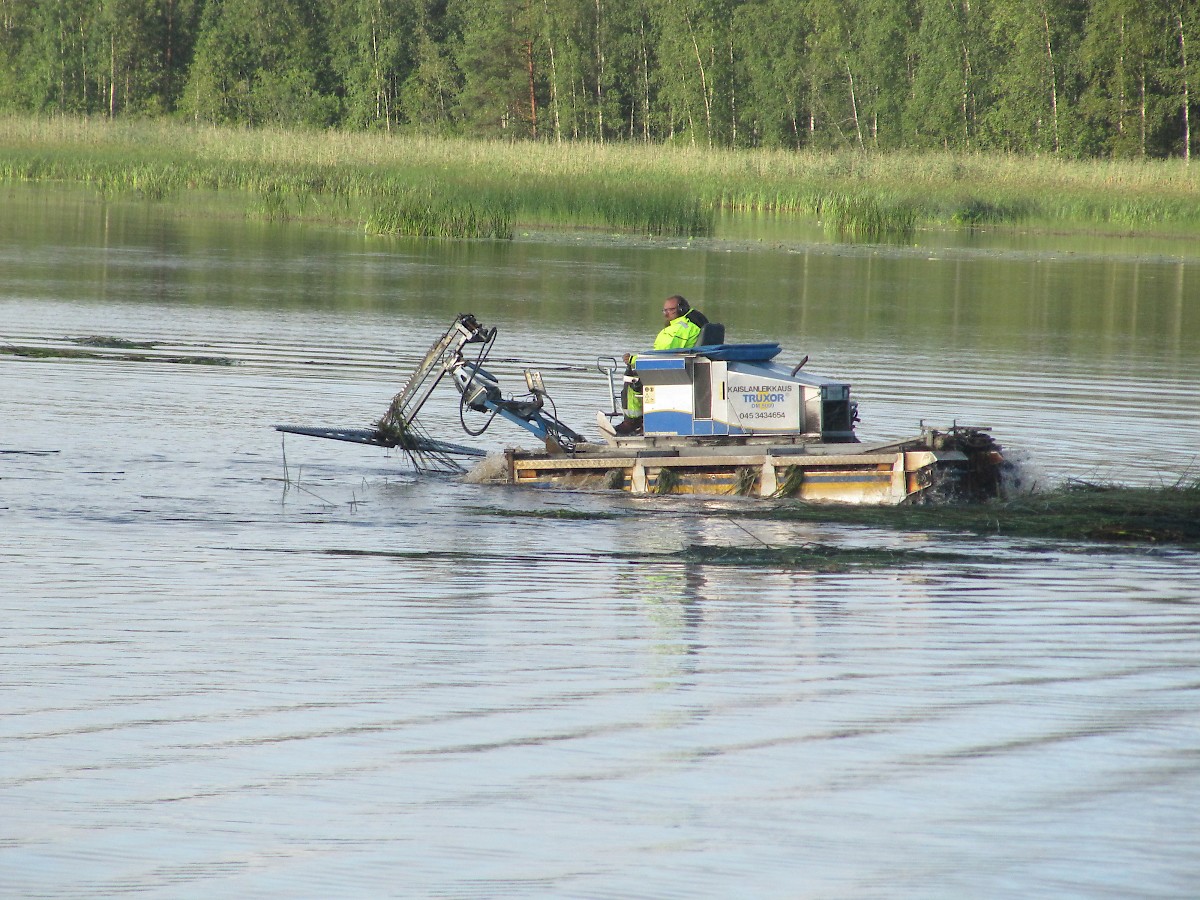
[{"x1": 3, "y1": 116, "x2": 1199, "y2": 243}]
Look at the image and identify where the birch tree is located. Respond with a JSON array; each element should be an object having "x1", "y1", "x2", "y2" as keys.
[
  {"x1": 734, "y1": 0, "x2": 812, "y2": 148},
  {"x1": 983, "y1": 0, "x2": 1084, "y2": 153},
  {"x1": 907, "y1": 0, "x2": 990, "y2": 149},
  {"x1": 21, "y1": 0, "x2": 97, "y2": 112},
  {"x1": 0, "y1": 0, "x2": 36, "y2": 108},
  {"x1": 651, "y1": 0, "x2": 738, "y2": 146},
  {"x1": 851, "y1": 0, "x2": 917, "y2": 149},
  {"x1": 181, "y1": 0, "x2": 336, "y2": 126},
  {"x1": 1169, "y1": 0, "x2": 1196, "y2": 161},
  {"x1": 329, "y1": 0, "x2": 420, "y2": 130},
  {"x1": 400, "y1": 15, "x2": 462, "y2": 131},
  {"x1": 805, "y1": 0, "x2": 860, "y2": 148}
]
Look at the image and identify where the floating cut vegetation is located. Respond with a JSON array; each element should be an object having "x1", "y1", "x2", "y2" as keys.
[
  {"x1": 465, "y1": 505, "x2": 624, "y2": 520},
  {"x1": 677, "y1": 543, "x2": 975, "y2": 572},
  {"x1": 733, "y1": 466, "x2": 758, "y2": 497},
  {"x1": 1, "y1": 343, "x2": 235, "y2": 365},
  {"x1": 745, "y1": 481, "x2": 1200, "y2": 548},
  {"x1": 372, "y1": 398, "x2": 469, "y2": 475},
  {"x1": 773, "y1": 465, "x2": 806, "y2": 498},
  {"x1": 601, "y1": 469, "x2": 625, "y2": 490},
  {"x1": 72, "y1": 335, "x2": 158, "y2": 349},
  {"x1": 373, "y1": 415, "x2": 419, "y2": 452},
  {"x1": 3, "y1": 116, "x2": 1199, "y2": 240},
  {"x1": 654, "y1": 466, "x2": 682, "y2": 495}
]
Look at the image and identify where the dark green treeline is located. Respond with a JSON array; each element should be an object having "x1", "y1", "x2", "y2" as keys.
[{"x1": 1, "y1": 0, "x2": 1195, "y2": 159}]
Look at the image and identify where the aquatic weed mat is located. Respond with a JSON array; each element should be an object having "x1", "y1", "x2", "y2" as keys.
[
  {"x1": 464, "y1": 505, "x2": 627, "y2": 521},
  {"x1": 238, "y1": 546, "x2": 628, "y2": 566},
  {"x1": 2, "y1": 336, "x2": 236, "y2": 366},
  {"x1": 739, "y1": 482, "x2": 1200, "y2": 549},
  {"x1": 233, "y1": 540, "x2": 980, "y2": 574},
  {"x1": 660, "y1": 543, "x2": 977, "y2": 573}
]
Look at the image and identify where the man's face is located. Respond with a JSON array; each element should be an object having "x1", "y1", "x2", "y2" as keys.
[{"x1": 663, "y1": 300, "x2": 681, "y2": 322}]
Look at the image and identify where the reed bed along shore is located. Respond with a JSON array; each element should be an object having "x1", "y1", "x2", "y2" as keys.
[{"x1": 2, "y1": 115, "x2": 1198, "y2": 240}]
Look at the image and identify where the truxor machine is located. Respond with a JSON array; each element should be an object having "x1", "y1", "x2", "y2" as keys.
[{"x1": 277, "y1": 314, "x2": 1006, "y2": 503}]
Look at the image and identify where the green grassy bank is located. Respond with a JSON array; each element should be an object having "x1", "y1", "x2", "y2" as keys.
[{"x1": 2, "y1": 116, "x2": 1199, "y2": 241}]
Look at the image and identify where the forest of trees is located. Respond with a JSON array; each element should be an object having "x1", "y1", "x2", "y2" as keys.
[{"x1": 0, "y1": 0, "x2": 1195, "y2": 160}]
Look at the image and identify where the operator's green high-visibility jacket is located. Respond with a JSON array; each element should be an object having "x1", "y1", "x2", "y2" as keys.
[
  {"x1": 652, "y1": 314, "x2": 702, "y2": 350},
  {"x1": 624, "y1": 313, "x2": 704, "y2": 417}
]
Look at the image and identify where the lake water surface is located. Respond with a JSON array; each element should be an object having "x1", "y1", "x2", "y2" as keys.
[{"x1": 2, "y1": 186, "x2": 1199, "y2": 898}]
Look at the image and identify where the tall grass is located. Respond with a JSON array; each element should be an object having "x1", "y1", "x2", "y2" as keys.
[
  {"x1": 2, "y1": 115, "x2": 1198, "y2": 240},
  {"x1": 819, "y1": 192, "x2": 918, "y2": 241},
  {"x1": 364, "y1": 183, "x2": 513, "y2": 239}
]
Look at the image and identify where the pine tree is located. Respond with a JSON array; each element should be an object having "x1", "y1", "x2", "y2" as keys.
[
  {"x1": 93, "y1": 0, "x2": 168, "y2": 116},
  {"x1": 453, "y1": 0, "x2": 540, "y2": 136}
]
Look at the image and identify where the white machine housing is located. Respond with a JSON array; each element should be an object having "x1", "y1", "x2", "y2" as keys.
[{"x1": 636, "y1": 343, "x2": 856, "y2": 442}]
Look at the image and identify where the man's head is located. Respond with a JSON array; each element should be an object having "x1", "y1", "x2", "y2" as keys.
[{"x1": 662, "y1": 295, "x2": 690, "y2": 322}]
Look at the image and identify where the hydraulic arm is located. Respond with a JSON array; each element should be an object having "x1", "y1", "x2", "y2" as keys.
[
  {"x1": 277, "y1": 314, "x2": 584, "y2": 472},
  {"x1": 378, "y1": 314, "x2": 495, "y2": 435}
]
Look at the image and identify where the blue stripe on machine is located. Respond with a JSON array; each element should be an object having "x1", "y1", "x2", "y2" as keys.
[{"x1": 635, "y1": 356, "x2": 688, "y2": 371}]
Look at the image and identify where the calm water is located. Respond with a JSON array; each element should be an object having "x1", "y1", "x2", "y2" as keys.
[{"x1": 2, "y1": 186, "x2": 1199, "y2": 898}]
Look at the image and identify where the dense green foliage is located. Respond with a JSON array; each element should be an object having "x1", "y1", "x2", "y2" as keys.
[{"x1": 1, "y1": 1, "x2": 1196, "y2": 159}]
